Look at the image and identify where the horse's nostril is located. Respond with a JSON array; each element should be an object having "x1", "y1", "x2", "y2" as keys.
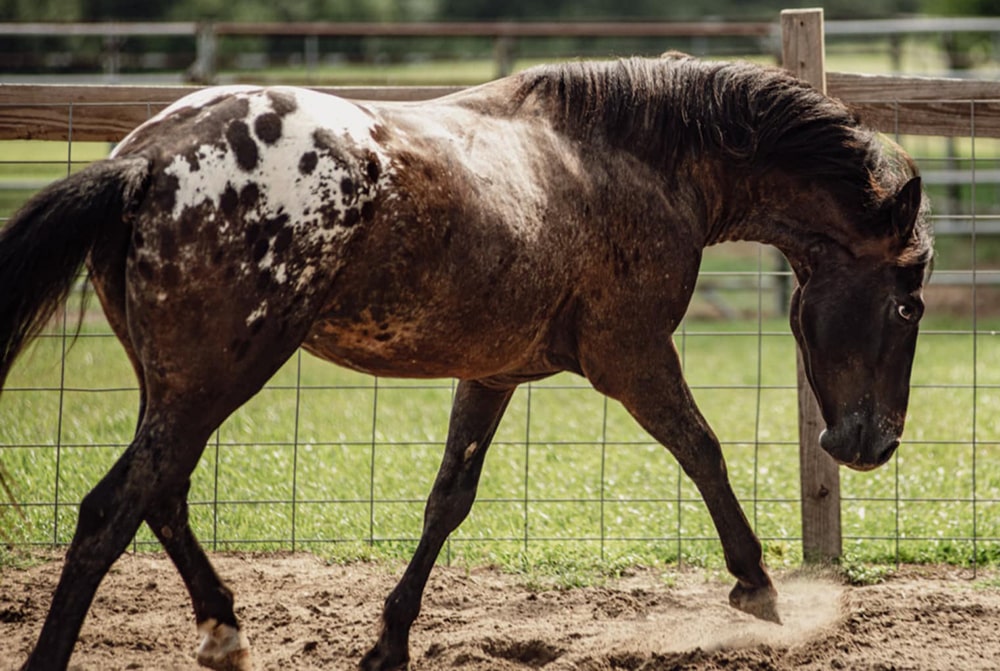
[{"x1": 877, "y1": 439, "x2": 900, "y2": 465}]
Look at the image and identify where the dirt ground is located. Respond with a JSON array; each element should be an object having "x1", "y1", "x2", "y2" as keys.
[{"x1": 1, "y1": 553, "x2": 999, "y2": 671}]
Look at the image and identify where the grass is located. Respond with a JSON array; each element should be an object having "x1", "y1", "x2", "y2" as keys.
[
  {"x1": 839, "y1": 560, "x2": 895, "y2": 586},
  {"x1": 1, "y1": 302, "x2": 999, "y2": 575}
]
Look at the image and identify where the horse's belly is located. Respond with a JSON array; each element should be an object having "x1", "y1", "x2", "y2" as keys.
[{"x1": 302, "y1": 309, "x2": 550, "y2": 380}]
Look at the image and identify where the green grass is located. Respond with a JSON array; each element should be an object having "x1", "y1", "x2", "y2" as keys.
[
  {"x1": 0, "y1": 140, "x2": 113, "y2": 220},
  {"x1": 1, "y1": 304, "x2": 999, "y2": 574}
]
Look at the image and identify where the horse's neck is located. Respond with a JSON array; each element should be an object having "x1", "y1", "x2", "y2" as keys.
[{"x1": 697, "y1": 168, "x2": 848, "y2": 272}]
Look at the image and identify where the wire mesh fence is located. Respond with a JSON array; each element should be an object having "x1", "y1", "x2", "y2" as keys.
[{"x1": 0, "y1": 92, "x2": 998, "y2": 571}]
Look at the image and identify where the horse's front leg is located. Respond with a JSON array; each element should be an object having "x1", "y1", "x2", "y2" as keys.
[
  {"x1": 591, "y1": 343, "x2": 780, "y2": 625},
  {"x1": 360, "y1": 379, "x2": 515, "y2": 671}
]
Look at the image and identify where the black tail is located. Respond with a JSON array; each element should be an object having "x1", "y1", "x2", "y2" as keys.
[{"x1": 0, "y1": 156, "x2": 150, "y2": 390}]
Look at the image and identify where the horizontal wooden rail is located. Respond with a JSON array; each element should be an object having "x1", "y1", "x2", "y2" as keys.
[
  {"x1": 0, "y1": 20, "x2": 774, "y2": 40},
  {"x1": 6, "y1": 72, "x2": 1000, "y2": 142},
  {"x1": 828, "y1": 72, "x2": 1000, "y2": 137},
  {"x1": 211, "y1": 21, "x2": 774, "y2": 38},
  {"x1": 0, "y1": 22, "x2": 198, "y2": 37},
  {"x1": 825, "y1": 17, "x2": 1000, "y2": 35},
  {"x1": 0, "y1": 84, "x2": 463, "y2": 141}
]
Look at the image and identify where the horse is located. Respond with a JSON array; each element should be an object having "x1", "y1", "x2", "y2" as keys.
[{"x1": 0, "y1": 53, "x2": 932, "y2": 671}]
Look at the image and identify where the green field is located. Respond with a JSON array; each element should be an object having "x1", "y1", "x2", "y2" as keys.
[{"x1": 1, "y1": 305, "x2": 998, "y2": 578}]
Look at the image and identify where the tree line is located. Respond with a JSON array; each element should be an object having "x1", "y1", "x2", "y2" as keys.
[{"x1": 1, "y1": 0, "x2": 977, "y2": 23}]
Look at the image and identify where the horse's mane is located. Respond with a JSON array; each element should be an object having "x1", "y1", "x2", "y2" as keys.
[{"x1": 510, "y1": 55, "x2": 932, "y2": 266}]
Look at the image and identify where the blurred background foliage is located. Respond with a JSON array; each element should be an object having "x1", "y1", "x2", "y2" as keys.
[{"x1": 0, "y1": 0, "x2": 971, "y2": 23}]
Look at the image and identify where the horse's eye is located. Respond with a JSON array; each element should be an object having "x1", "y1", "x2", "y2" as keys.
[{"x1": 896, "y1": 303, "x2": 917, "y2": 322}]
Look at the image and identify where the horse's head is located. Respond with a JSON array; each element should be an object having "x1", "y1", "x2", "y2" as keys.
[{"x1": 789, "y1": 176, "x2": 931, "y2": 471}]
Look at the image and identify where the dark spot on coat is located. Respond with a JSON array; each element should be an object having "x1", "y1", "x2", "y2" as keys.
[
  {"x1": 374, "y1": 332, "x2": 392, "y2": 342},
  {"x1": 361, "y1": 201, "x2": 375, "y2": 222},
  {"x1": 226, "y1": 120, "x2": 259, "y2": 172},
  {"x1": 252, "y1": 238, "x2": 269, "y2": 262},
  {"x1": 266, "y1": 90, "x2": 298, "y2": 117},
  {"x1": 299, "y1": 152, "x2": 318, "y2": 175},
  {"x1": 153, "y1": 174, "x2": 179, "y2": 213},
  {"x1": 136, "y1": 259, "x2": 153, "y2": 280},
  {"x1": 254, "y1": 113, "x2": 282, "y2": 145},
  {"x1": 248, "y1": 316, "x2": 266, "y2": 335},
  {"x1": 220, "y1": 184, "x2": 239, "y2": 216},
  {"x1": 312, "y1": 129, "x2": 334, "y2": 151},
  {"x1": 343, "y1": 208, "x2": 361, "y2": 227},
  {"x1": 183, "y1": 150, "x2": 201, "y2": 173},
  {"x1": 341, "y1": 178, "x2": 356, "y2": 199},
  {"x1": 134, "y1": 231, "x2": 145, "y2": 249},
  {"x1": 366, "y1": 156, "x2": 381, "y2": 182},
  {"x1": 263, "y1": 213, "x2": 289, "y2": 237},
  {"x1": 245, "y1": 223, "x2": 261, "y2": 246},
  {"x1": 273, "y1": 227, "x2": 293, "y2": 255},
  {"x1": 212, "y1": 249, "x2": 225, "y2": 265},
  {"x1": 240, "y1": 182, "x2": 260, "y2": 208},
  {"x1": 256, "y1": 270, "x2": 273, "y2": 292},
  {"x1": 370, "y1": 124, "x2": 389, "y2": 143}
]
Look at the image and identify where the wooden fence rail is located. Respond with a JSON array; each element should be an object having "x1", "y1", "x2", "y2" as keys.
[
  {"x1": 0, "y1": 10, "x2": 995, "y2": 562},
  {"x1": 5, "y1": 70, "x2": 1000, "y2": 143}
]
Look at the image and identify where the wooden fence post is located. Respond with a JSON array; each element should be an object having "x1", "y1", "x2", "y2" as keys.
[
  {"x1": 780, "y1": 8, "x2": 843, "y2": 564},
  {"x1": 188, "y1": 21, "x2": 217, "y2": 84}
]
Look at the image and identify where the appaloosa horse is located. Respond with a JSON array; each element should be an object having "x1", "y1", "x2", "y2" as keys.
[{"x1": 0, "y1": 54, "x2": 931, "y2": 670}]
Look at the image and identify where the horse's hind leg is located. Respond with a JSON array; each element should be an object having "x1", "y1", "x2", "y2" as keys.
[
  {"x1": 361, "y1": 379, "x2": 515, "y2": 671},
  {"x1": 146, "y1": 485, "x2": 249, "y2": 671},
  {"x1": 25, "y1": 346, "x2": 307, "y2": 671},
  {"x1": 89, "y1": 244, "x2": 247, "y2": 669},
  {"x1": 22, "y1": 406, "x2": 213, "y2": 670}
]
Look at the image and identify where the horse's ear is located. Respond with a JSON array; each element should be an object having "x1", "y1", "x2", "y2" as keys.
[{"x1": 892, "y1": 176, "x2": 922, "y2": 242}]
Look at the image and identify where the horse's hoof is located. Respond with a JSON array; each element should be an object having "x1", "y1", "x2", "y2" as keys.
[
  {"x1": 359, "y1": 645, "x2": 409, "y2": 671},
  {"x1": 729, "y1": 581, "x2": 782, "y2": 624},
  {"x1": 196, "y1": 619, "x2": 252, "y2": 671}
]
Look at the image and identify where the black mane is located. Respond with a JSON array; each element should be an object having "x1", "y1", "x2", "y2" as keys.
[{"x1": 512, "y1": 54, "x2": 932, "y2": 264}]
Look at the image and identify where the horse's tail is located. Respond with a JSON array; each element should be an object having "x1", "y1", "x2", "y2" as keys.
[{"x1": 0, "y1": 156, "x2": 150, "y2": 391}]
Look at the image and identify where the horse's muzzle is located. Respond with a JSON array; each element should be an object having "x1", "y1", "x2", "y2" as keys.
[{"x1": 819, "y1": 426, "x2": 899, "y2": 471}]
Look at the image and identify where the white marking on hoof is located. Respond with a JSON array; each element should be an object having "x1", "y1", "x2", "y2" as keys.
[{"x1": 196, "y1": 618, "x2": 252, "y2": 671}]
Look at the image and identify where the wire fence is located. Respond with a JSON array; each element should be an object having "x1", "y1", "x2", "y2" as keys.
[{"x1": 0, "y1": 92, "x2": 998, "y2": 571}]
